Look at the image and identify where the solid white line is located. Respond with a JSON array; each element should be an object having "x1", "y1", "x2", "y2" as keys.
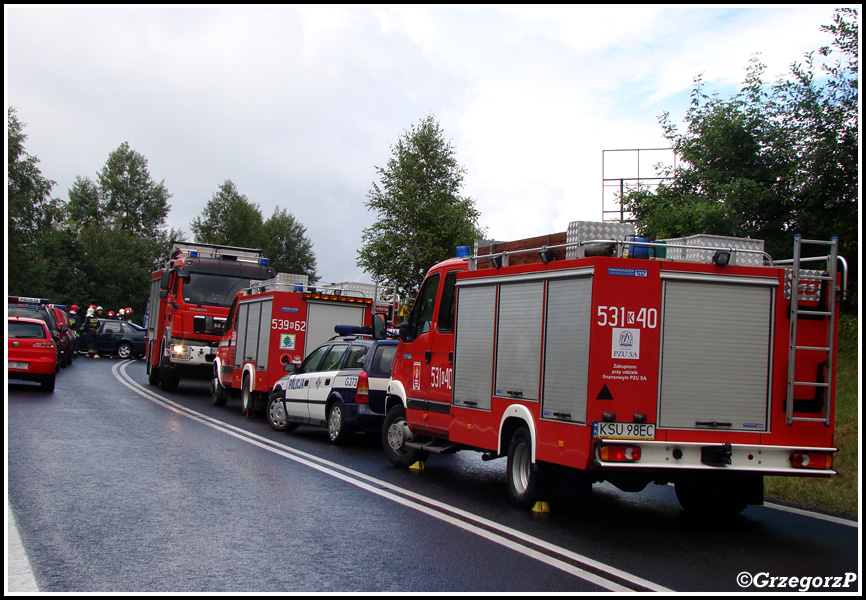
[
  {"x1": 115, "y1": 362, "x2": 671, "y2": 592},
  {"x1": 763, "y1": 501, "x2": 859, "y2": 527},
  {"x1": 7, "y1": 500, "x2": 40, "y2": 592}
]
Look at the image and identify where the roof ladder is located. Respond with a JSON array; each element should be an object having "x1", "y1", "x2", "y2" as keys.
[{"x1": 785, "y1": 235, "x2": 839, "y2": 426}]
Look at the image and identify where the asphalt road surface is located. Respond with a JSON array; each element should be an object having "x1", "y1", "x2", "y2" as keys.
[{"x1": 6, "y1": 357, "x2": 860, "y2": 593}]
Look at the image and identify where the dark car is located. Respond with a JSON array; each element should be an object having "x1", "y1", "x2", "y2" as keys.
[
  {"x1": 8, "y1": 297, "x2": 64, "y2": 369},
  {"x1": 268, "y1": 336, "x2": 398, "y2": 444},
  {"x1": 93, "y1": 319, "x2": 146, "y2": 359}
]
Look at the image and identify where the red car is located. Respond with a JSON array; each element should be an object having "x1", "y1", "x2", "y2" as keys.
[
  {"x1": 8, "y1": 316, "x2": 58, "y2": 392},
  {"x1": 49, "y1": 304, "x2": 77, "y2": 367}
]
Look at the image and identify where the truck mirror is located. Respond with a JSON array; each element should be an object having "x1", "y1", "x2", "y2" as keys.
[
  {"x1": 160, "y1": 271, "x2": 171, "y2": 290},
  {"x1": 159, "y1": 290, "x2": 168, "y2": 299},
  {"x1": 372, "y1": 313, "x2": 386, "y2": 340},
  {"x1": 177, "y1": 268, "x2": 191, "y2": 282},
  {"x1": 398, "y1": 322, "x2": 412, "y2": 342}
]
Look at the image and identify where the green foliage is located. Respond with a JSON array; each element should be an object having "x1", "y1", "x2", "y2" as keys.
[
  {"x1": 623, "y1": 8, "x2": 858, "y2": 300},
  {"x1": 191, "y1": 180, "x2": 318, "y2": 283},
  {"x1": 190, "y1": 180, "x2": 264, "y2": 248},
  {"x1": 357, "y1": 114, "x2": 484, "y2": 297},
  {"x1": 261, "y1": 207, "x2": 319, "y2": 283}
]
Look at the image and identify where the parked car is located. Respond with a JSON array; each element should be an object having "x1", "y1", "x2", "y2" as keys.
[
  {"x1": 48, "y1": 304, "x2": 77, "y2": 367},
  {"x1": 268, "y1": 335, "x2": 398, "y2": 444},
  {"x1": 8, "y1": 316, "x2": 58, "y2": 392},
  {"x1": 92, "y1": 318, "x2": 147, "y2": 359},
  {"x1": 8, "y1": 297, "x2": 63, "y2": 370}
]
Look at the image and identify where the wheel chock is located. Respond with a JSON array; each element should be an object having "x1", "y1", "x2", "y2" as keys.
[
  {"x1": 409, "y1": 461, "x2": 426, "y2": 471},
  {"x1": 532, "y1": 501, "x2": 551, "y2": 513}
]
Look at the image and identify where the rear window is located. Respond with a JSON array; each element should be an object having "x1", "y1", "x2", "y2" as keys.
[
  {"x1": 8, "y1": 306, "x2": 56, "y2": 330},
  {"x1": 9, "y1": 321, "x2": 48, "y2": 339},
  {"x1": 370, "y1": 345, "x2": 397, "y2": 376}
]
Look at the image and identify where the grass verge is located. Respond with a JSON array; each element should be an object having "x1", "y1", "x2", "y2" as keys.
[{"x1": 765, "y1": 313, "x2": 859, "y2": 517}]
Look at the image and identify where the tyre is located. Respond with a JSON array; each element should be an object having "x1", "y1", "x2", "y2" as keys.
[
  {"x1": 327, "y1": 401, "x2": 354, "y2": 444},
  {"x1": 117, "y1": 341, "x2": 133, "y2": 360},
  {"x1": 507, "y1": 426, "x2": 542, "y2": 509},
  {"x1": 147, "y1": 360, "x2": 159, "y2": 385},
  {"x1": 381, "y1": 405, "x2": 428, "y2": 468},
  {"x1": 674, "y1": 472, "x2": 756, "y2": 516},
  {"x1": 211, "y1": 376, "x2": 228, "y2": 407},
  {"x1": 241, "y1": 376, "x2": 254, "y2": 414},
  {"x1": 41, "y1": 373, "x2": 56, "y2": 393},
  {"x1": 159, "y1": 350, "x2": 179, "y2": 392},
  {"x1": 266, "y1": 392, "x2": 297, "y2": 432}
]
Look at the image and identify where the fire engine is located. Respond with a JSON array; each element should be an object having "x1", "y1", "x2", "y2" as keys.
[
  {"x1": 211, "y1": 273, "x2": 397, "y2": 415},
  {"x1": 145, "y1": 242, "x2": 276, "y2": 391},
  {"x1": 381, "y1": 221, "x2": 846, "y2": 514}
]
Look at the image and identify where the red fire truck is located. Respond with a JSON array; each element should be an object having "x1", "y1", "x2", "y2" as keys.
[
  {"x1": 211, "y1": 274, "x2": 396, "y2": 415},
  {"x1": 145, "y1": 242, "x2": 276, "y2": 391},
  {"x1": 381, "y1": 221, "x2": 846, "y2": 514}
]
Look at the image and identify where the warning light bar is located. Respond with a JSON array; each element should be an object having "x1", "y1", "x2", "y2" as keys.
[
  {"x1": 9, "y1": 296, "x2": 51, "y2": 305},
  {"x1": 304, "y1": 292, "x2": 372, "y2": 305}
]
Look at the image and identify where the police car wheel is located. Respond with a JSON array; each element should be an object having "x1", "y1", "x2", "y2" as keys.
[
  {"x1": 266, "y1": 393, "x2": 296, "y2": 432},
  {"x1": 382, "y1": 405, "x2": 428, "y2": 467},
  {"x1": 327, "y1": 402, "x2": 352, "y2": 444}
]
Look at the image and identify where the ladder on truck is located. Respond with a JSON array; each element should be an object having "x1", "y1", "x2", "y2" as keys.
[{"x1": 782, "y1": 235, "x2": 845, "y2": 426}]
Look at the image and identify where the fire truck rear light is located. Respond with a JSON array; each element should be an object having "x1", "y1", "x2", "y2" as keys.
[
  {"x1": 791, "y1": 452, "x2": 832, "y2": 469},
  {"x1": 356, "y1": 371, "x2": 369, "y2": 403},
  {"x1": 598, "y1": 444, "x2": 641, "y2": 462}
]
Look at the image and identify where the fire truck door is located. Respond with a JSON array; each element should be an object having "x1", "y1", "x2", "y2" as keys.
[
  {"x1": 426, "y1": 271, "x2": 460, "y2": 412},
  {"x1": 401, "y1": 272, "x2": 441, "y2": 407}
]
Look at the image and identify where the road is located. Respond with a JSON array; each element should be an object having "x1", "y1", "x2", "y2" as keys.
[{"x1": 6, "y1": 357, "x2": 860, "y2": 593}]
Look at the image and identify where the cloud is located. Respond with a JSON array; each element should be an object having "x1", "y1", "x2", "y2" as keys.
[{"x1": 6, "y1": 5, "x2": 843, "y2": 282}]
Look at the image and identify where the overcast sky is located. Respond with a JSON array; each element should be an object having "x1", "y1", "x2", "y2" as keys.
[{"x1": 5, "y1": 5, "x2": 841, "y2": 284}]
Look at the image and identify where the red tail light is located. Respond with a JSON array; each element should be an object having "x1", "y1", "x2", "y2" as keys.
[
  {"x1": 598, "y1": 444, "x2": 642, "y2": 462},
  {"x1": 791, "y1": 452, "x2": 833, "y2": 469},
  {"x1": 356, "y1": 371, "x2": 369, "y2": 404}
]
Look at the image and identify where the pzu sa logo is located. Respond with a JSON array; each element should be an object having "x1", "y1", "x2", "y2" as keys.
[{"x1": 612, "y1": 328, "x2": 640, "y2": 359}]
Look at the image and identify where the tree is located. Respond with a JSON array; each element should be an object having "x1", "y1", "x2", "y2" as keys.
[
  {"x1": 98, "y1": 141, "x2": 171, "y2": 235},
  {"x1": 622, "y1": 9, "x2": 858, "y2": 277},
  {"x1": 7, "y1": 107, "x2": 57, "y2": 295},
  {"x1": 190, "y1": 180, "x2": 264, "y2": 248},
  {"x1": 261, "y1": 207, "x2": 319, "y2": 283},
  {"x1": 357, "y1": 114, "x2": 484, "y2": 297}
]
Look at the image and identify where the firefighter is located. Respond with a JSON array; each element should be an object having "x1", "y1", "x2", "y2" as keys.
[
  {"x1": 85, "y1": 307, "x2": 100, "y2": 358},
  {"x1": 125, "y1": 307, "x2": 134, "y2": 323},
  {"x1": 96, "y1": 306, "x2": 104, "y2": 318}
]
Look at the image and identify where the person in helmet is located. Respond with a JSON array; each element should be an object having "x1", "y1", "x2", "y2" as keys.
[
  {"x1": 125, "y1": 307, "x2": 133, "y2": 323},
  {"x1": 108, "y1": 311, "x2": 115, "y2": 319},
  {"x1": 96, "y1": 306, "x2": 104, "y2": 318},
  {"x1": 85, "y1": 307, "x2": 100, "y2": 358}
]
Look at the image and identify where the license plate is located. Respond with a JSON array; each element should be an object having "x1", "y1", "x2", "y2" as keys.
[
  {"x1": 593, "y1": 421, "x2": 655, "y2": 440},
  {"x1": 9, "y1": 361, "x2": 28, "y2": 370}
]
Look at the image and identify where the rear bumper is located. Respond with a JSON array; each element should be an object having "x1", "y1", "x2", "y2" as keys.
[{"x1": 592, "y1": 440, "x2": 837, "y2": 476}]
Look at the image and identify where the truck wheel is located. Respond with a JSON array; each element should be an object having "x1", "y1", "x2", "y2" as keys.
[
  {"x1": 241, "y1": 376, "x2": 255, "y2": 414},
  {"x1": 147, "y1": 360, "x2": 159, "y2": 385},
  {"x1": 674, "y1": 472, "x2": 754, "y2": 516},
  {"x1": 382, "y1": 405, "x2": 428, "y2": 468},
  {"x1": 266, "y1": 393, "x2": 297, "y2": 432},
  {"x1": 507, "y1": 426, "x2": 542, "y2": 509},
  {"x1": 159, "y1": 351, "x2": 179, "y2": 392},
  {"x1": 327, "y1": 402, "x2": 353, "y2": 444},
  {"x1": 211, "y1": 376, "x2": 227, "y2": 407}
]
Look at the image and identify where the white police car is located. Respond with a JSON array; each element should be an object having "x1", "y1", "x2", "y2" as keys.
[{"x1": 267, "y1": 334, "x2": 397, "y2": 444}]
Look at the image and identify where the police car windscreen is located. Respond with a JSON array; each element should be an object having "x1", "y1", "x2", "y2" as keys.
[
  {"x1": 9, "y1": 321, "x2": 47, "y2": 338},
  {"x1": 182, "y1": 274, "x2": 253, "y2": 307}
]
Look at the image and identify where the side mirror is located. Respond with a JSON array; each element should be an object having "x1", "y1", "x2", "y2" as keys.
[
  {"x1": 283, "y1": 363, "x2": 298, "y2": 373},
  {"x1": 398, "y1": 322, "x2": 412, "y2": 343},
  {"x1": 372, "y1": 313, "x2": 387, "y2": 340},
  {"x1": 160, "y1": 271, "x2": 170, "y2": 290}
]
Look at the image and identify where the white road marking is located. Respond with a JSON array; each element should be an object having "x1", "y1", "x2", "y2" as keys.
[{"x1": 115, "y1": 361, "x2": 669, "y2": 592}]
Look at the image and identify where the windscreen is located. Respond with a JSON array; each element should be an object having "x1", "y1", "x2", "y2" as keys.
[{"x1": 180, "y1": 274, "x2": 253, "y2": 307}]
